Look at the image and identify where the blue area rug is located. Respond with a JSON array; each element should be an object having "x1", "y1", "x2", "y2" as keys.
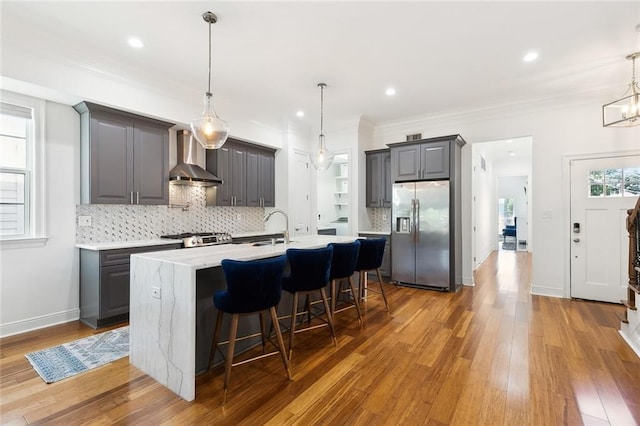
[{"x1": 25, "y1": 326, "x2": 129, "y2": 383}]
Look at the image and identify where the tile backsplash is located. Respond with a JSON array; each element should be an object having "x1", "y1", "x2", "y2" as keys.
[
  {"x1": 366, "y1": 207, "x2": 391, "y2": 232},
  {"x1": 76, "y1": 185, "x2": 264, "y2": 243}
]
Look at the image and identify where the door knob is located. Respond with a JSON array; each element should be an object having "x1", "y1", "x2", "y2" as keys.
[{"x1": 573, "y1": 238, "x2": 580, "y2": 243}]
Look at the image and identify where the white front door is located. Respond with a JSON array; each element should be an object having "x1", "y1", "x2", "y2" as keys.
[
  {"x1": 570, "y1": 155, "x2": 640, "y2": 303},
  {"x1": 292, "y1": 151, "x2": 311, "y2": 237}
]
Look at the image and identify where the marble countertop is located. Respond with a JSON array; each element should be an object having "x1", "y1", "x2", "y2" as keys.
[
  {"x1": 131, "y1": 235, "x2": 357, "y2": 270},
  {"x1": 358, "y1": 230, "x2": 391, "y2": 235},
  {"x1": 76, "y1": 239, "x2": 183, "y2": 251}
]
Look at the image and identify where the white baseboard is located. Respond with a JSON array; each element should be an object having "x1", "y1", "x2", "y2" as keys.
[
  {"x1": 619, "y1": 329, "x2": 640, "y2": 359},
  {"x1": 462, "y1": 276, "x2": 474, "y2": 286},
  {"x1": 0, "y1": 309, "x2": 80, "y2": 338},
  {"x1": 530, "y1": 285, "x2": 565, "y2": 298}
]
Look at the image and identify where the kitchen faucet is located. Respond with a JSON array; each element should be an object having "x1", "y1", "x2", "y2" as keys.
[{"x1": 264, "y1": 209, "x2": 290, "y2": 244}]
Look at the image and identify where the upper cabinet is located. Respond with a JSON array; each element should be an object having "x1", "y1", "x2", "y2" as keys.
[
  {"x1": 206, "y1": 138, "x2": 275, "y2": 207},
  {"x1": 365, "y1": 149, "x2": 392, "y2": 208},
  {"x1": 246, "y1": 146, "x2": 275, "y2": 207},
  {"x1": 74, "y1": 102, "x2": 173, "y2": 205},
  {"x1": 389, "y1": 135, "x2": 465, "y2": 182}
]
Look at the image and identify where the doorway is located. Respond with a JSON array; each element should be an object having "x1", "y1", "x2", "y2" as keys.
[
  {"x1": 471, "y1": 137, "x2": 532, "y2": 272},
  {"x1": 316, "y1": 153, "x2": 350, "y2": 235}
]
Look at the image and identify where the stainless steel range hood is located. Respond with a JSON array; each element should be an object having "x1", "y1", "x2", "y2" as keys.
[{"x1": 169, "y1": 130, "x2": 222, "y2": 186}]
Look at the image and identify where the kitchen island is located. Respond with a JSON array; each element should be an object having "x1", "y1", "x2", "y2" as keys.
[{"x1": 129, "y1": 234, "x2": 357, "y2": 401}]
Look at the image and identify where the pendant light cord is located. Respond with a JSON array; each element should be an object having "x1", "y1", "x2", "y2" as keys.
[
  {"x1": 319, "y1": 83, "x2": 325, "y2": 137},
  {"x1": 207, "y1": 20, "x2": 212, "y2": 95}
]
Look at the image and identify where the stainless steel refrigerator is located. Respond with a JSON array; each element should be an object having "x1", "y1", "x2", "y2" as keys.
[{"x1": 391, "y1": 181, "x2": 452, "y2": 289}]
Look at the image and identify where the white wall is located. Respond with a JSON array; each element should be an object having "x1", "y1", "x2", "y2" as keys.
[
  {"x1": 373, "y1": 96, "x2": 640, "y2": 297},
  {"x1": 0, "y1": 101, "x2": 80, "y2": 336},
  {"x1": 472, "y1": 152, "x2": 496, "y2": 268}
]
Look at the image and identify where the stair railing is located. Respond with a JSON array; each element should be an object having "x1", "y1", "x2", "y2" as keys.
[{"x1": 625, "y1": 196, "x2": 640, "y2": 312}]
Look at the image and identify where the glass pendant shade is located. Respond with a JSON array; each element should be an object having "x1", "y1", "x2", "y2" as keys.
[
  {"x1": 603, "y1": 52, "x2": 640, "y2": 127},
  {"x1": 190, "y1": 92, "x2": 229, "y2": 149},
  {"x1": 310, "y1": 82, "x2": 334, "y2": 170},
  {"x1": 310, "y1": 134, "x2": 335, "y2": 171}
]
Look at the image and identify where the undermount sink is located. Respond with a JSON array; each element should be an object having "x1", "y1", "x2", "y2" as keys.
[{"x1": 251, "y1": 239, "x2": 294, "y2": 246}]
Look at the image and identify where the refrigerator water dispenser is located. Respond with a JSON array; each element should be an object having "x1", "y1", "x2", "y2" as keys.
[{"x1": 396, "y1": 217, "x2": 411, "y2": 233}]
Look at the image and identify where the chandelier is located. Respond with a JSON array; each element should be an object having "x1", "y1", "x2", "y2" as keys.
[{"x1": 603, "y1": 51, "x2": 640, "y2": 127}]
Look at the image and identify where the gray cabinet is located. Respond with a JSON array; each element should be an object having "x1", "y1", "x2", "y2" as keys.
[
  {"x1": 358, "y1": 233, "x2": 391, "y2": 277},
  {"x1": 74, "y1": 102, "x2": 173, "y2": 205},
  {"x1": 206, "y1": 139, "x2": 275, "y2": 207},
  {"x1": 389, "y1": 137, "x2": 455, "y2": 182},
  {"x1": 80, "y1": 243, "x2": 180, "y2": 328},
  {"x1": 365, "y1": 149, "x2": 392, "y2": 208},
  {"x1": 247, "y1": 146, "x2": 275, "y2": 207}
]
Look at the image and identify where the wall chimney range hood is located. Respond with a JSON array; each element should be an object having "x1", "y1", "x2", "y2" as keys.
[{"x1": 169, "y1": 130, "x2": 222, "y2": 186}]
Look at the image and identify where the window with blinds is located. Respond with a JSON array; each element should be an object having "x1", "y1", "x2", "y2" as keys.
[{"x1": 0, "y1": 102, "x2": 33, "y2": 237}]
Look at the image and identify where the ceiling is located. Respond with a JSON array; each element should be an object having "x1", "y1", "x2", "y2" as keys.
[{"x1": 2, "y1": 1, "x2": 640, "y2": 131}]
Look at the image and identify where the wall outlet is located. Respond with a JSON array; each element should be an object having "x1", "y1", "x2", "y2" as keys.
[
  {"x1": 236, "y1": 214, "x2": 242, "y2": 221},
  {"x1": 78, "y1": 215, "x2": 92, "y2": 226},
  {"x1": 152, "y1": 286, "x2": 161, "y2": 299},
  {"x1": 382, "y1": 214, "x2": 387, "y2": 221}
]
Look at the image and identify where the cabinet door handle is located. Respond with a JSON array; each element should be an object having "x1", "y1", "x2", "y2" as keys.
[
  {"x1": 130, "y1": 191, "x2": 134, "y2": 204},
  {"x1": 136, "y1": 192, "x2": 140, "y2": 204}
]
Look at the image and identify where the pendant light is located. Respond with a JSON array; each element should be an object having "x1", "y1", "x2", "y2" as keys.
[
  {"x1": 190, "y1": 11, "x2": 230, "y2": 149},
  {"x1": 310, "y1": 83, "x2": 335, "y2": 170},
  {"x1": 603, "y1": 51, "x2": 640, "y2": 127}
]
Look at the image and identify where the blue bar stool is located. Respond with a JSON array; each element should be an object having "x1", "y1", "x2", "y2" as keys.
[
  {"x1": 355, "y1": 238, "x2": 390, "y2": 311},
  {"x1": 329, "y1": 240, "x2": 363, "y2": 326},
  {"x1": 209, "y1": 255, "x2": 291, "y2": 404},
  {"x1": 282, "y1": 246, "x2": 336, "y2": 360}
]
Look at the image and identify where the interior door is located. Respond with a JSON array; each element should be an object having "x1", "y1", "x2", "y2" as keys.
[
  {"x1": 292, "y1": 151, "x2": 310, "y2": 236},
  {"x1": 570, "y1": 155, "x2": 640, "y2": 303}
]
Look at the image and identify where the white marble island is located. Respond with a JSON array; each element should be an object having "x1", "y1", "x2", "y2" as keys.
[{"x1": 129, "y1": 235, "x2": 356, "y2": 401}]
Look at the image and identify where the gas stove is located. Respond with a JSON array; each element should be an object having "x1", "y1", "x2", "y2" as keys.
[{"x1": 161, "y1": 232, "x2": 233, "y2": 248}]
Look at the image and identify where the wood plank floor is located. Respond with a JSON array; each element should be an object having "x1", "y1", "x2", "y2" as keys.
[{"x1": 2, "y1": 251, "x2": 639, "y2": 425}]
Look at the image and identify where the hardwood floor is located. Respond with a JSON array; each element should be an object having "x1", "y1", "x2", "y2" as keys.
[{"x1": 2, "y1": 251, "x2": 639, "y2": 425}]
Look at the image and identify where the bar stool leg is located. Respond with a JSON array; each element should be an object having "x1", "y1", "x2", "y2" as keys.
[
  {"x1": 209, "y1": 309, "x2": 224, "y2": 369},
  {"x1": 320, "y1": 287, "x2": 337, "y2": 346},
  {"x1": 330, "y1": 279, "x2": 337, "y2": 317},
  {"x1": 347, "y1": 276, "x2": 363, "y2": 326},
  {"x1": 259, "y1": 311, "x2": 267, "y2": 354},
  {"x1": 270, "y1": 306, "x2": 292, "y2": 380},
  {"x1": 376, "y1": 268, "x2": 389, "y2": 311},
  {"x1": 289, "y1": 292, "x2": 299, "y2": 360},
  {"x1": 223, "y1": 313, "x2": 239, "y2": 405}
]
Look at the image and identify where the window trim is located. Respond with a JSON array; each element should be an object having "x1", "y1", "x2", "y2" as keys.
[{"x1": 0, "y1": 90, "x2": 47, "y2": 244}]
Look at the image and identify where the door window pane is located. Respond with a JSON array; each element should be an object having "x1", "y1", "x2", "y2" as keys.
[
  {"x1": 588, "y1": 170, "x2": 604, "y2": 197},
  {"x1": 604, "y1": 169, "x2": 622, "y2": 197},
  {"x1": 624, "y1": 167, "x2": 640, "y2": 196}
]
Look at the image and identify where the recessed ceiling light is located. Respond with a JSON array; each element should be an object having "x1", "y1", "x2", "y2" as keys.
[
  {"x1": 523, "y1": 51, "x2": 538, "y2": 62},
  {"x1": 505, "y1": 140, "x2": 513, "y2": 143},
  {"x1": 508, "y1": 151, "x2": 516, "y2": 156},
  {"x1": 385, "y1": 87, "x2": 396, "y2": 96},
  {"x1": 296, "y1": 110, "x2": 304, "y2": 117},
  {"x1": 128, "y1": 37, "x2": 144, "y2": 48}
]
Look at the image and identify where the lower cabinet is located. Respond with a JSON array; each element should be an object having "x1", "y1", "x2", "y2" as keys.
[
  {"x1": 80, "y1": 244, "x2": 180, "y2": 328},
  {"x1": 358, "y1": 233, "x2": 391, "y2": 277}
]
